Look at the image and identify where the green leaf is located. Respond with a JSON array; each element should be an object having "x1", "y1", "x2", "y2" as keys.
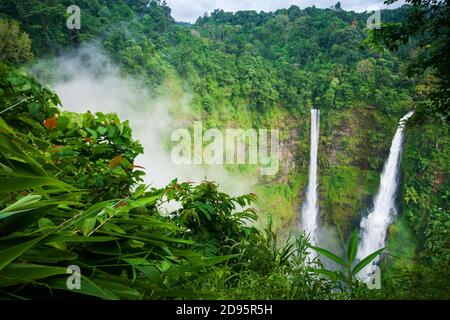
[
  {"x1": 0, "y1": 263, "x2": 67, "y2": 287},
  {"x1": 0, "y1": 194, "x2": 42, "y2": 220},
  {"x1": 0, "y1": 235, "x2": 47, "y2": 270},
  {"x1": 57, "y1": 115, "x2": 70, "y2": 130},
  {"x1": 61, "y1": 200, "x2": 114, "y2": 230},
  {"x1": 101, "y1": 222, "x2": 126, "y2": 235},
  {"x1": 82, "y1": 217, "x2": 97, "y2": 236},
  {"x1": 123, "y1": 258, "x2": 165, "y2": 288},
  {"x1": 97, "y1": 126, "x2": 108, "y2": 135},
  {"x1": 38, "y1": 218, "x2": 56, "y2": 231},
  {"x1": 309, "y1": 245, "x2": 348, "y2": 268},
  {"x1": 124, "y1": 194, "x2": 161, "y2": 211},
  {"x1": 106, "y1": 126, "x2": 119, "y2": 139},
  {"x1": 0, "y1": 176, "x2": 74, "y2": 193},
  {"x1": 347, "y1": 229, "x2": 359, "y2": 264},
  {"x1": 1, "y1": 206, "x2": 54, "y2": 236},
  {"x1": 307, "y1": 268, "x2": 346, "y2": 282},
  {"x1": 27, "y1": 102, "x2": 41, "y2": 118},
  {"x1": 127, "y1": 239, "x2": 145, "y2": 248},
  {"x1": 91, "y1": 277, "x2": 142, "y2": 299},
  {"x1": 1, "y1": 198, "x2": 77, "y2": 222},
  {"x1": 46, "y1": 277, "x2": 119, "y2": 300},
  {"x1": 352, "y1": 248, "x2": 385, "y2": 276},
  {"x1": 20, "y1": 246, "x2": 78, "y2": 263},
  {"x1": 45, "y1": 234, "x2": 118, "y2": 243},
  {"x1": 196, "y1": 203, "x2": 213, "y2": 220},
  {"x1": 18, "y1": 116, "x2": 45, "y2": 132}
]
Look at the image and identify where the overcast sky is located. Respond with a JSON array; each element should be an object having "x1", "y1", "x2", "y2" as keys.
[{"x1": 165, "y1": 0, "x2": 405, "y2": 23}]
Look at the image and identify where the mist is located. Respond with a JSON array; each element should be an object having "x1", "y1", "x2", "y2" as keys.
[
  {"x1": 33, "y1": 44, "x2": 256, "y2": 197},
  {"x1": 316, "y1": 223, "x2": 345, "y2": 270}
]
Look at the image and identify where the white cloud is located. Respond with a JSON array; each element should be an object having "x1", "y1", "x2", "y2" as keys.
[{"x1": 165, "y1": 0, "x2": 405, "y2": 23}]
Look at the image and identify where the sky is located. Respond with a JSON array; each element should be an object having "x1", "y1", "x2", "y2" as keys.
[{"x1": 164, "y1": 0, "x2": 405, "y2": 23}]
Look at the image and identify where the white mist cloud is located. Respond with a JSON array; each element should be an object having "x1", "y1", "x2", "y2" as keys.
[
  {"x1": 166, "y1": 0, "x2": 405, "y2": 23},
  {"x1": 34, "y1": 45, "x2": 256, "y2": 197}
]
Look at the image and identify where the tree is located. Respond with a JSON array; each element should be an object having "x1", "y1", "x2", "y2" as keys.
[
  {"x1": 0, "y1": 18, "x2": 33, "y2": 65},
  {"x1": 367, "y1": 0, "x2": 450, "y2": 122}
]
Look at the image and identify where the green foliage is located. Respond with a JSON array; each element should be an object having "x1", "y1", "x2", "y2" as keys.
[
  {"x1": 0, "y1": 66, "x2": 270, "y2": 299},
  {"x1": 362, "y1": 0, "x2": 450, "y2": 298},
  {"x1": 0, "y1": 65, "x2": 145, "y2": 202},
  {"x1": 165, "y1": 180, "x2": 257, "y2": 255},
  {"x1": 0, "y1": 18, "x2": 33, "y2": 65},
  {"x1": 184, "y1": 222, "x2": 335, "y2": 300},
  {"x1": 309, "y1": 228, "x2": 384, "y2": 297},
  {"x1": 368, "y1": 0, "x2": 450, "y2": 122},
  {"x1": 0, "y1": 0, "x2": 414, "y2": 120},
  {"x1": 397, "y1": 118, "x2": 450, "y2": 297}
]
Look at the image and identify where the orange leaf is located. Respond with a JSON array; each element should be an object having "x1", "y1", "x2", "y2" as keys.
[
  {"x1": 43, "y1": 117, "x2": 58, "y2": 130},
  {"x1": 109, "y1": 155, "x2": 124, "y2": 168}
]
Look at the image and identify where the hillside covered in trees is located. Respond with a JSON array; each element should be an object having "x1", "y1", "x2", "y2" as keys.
[{"x1": 0, "y1": 0, "x2": 448, "y2": 300}]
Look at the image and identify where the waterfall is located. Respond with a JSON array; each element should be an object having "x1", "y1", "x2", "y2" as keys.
[
  {"x1": 357, "y1": 111, "x2": 414, "y2": 279},
  {"x1": 301, "y1": 109, "x2": 320, "y2": 247}
]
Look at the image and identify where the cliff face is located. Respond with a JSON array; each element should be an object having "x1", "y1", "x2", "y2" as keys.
[
  {"x1": 318, "y1": 107, "x2": 400, "y2": 234},
  {"x1": 262, "y1": 104, "x2": 449, "y2": 270},
  {"x1": 258, "y1": 106, "x2": 402, "y2": 236}
]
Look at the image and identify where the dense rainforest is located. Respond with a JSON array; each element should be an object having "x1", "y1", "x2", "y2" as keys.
[{"x1": 0, "y1": 0, "x2": 448, "y2": 300}]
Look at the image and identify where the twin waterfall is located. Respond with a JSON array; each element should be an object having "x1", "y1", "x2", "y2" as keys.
[
  {"x1": 300, "y1": 109, "x2": 413, "y2": 272},
  {"x1": 356, "y1": 111, "x2": 414, "y2": 278},
  {"x1": 301, "y1": 109, "x2": 320, "y2": 247}
]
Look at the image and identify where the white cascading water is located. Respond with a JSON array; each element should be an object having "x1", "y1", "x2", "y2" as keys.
[
  {"x1": 357, "y1": 111, "x2": 414, "y2": 279},
  {"x1": 301, "y1": 109, "x2": 320, "y2": 247}
]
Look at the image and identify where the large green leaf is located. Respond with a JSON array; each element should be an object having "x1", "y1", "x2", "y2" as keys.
[
  {"x1": 0, "y1": 235, "x2": 47, "y2": 270},
  {"x1": 123, "y1": 257, "x2": 165, "y2": 288},
  {"x1": 347, "y1": 229, "x2": 359, "y2": 265},
  {"x1": 0, "y1": 206, "x2": 55, "y2": 235},
  {"x1": 46, "y1": 277, "x2": 119, "y2": 300},
  {"x1": 352, "y1": 248, "x2": 385, "y2": 276},
  {"x1": 91, "y1": 277, "x2": 142, "y2": 299},
  {"x1": 0, "y1": 195, "x2": 42, "y2": 216},
  {"x1": 82, "y1": 217, "x2": 97, "y2": 236},
  {"x1": 45, "y1": 234, "x2": 118, "y2": 243},
  {"x1": 307, "y1": 268, "x2": 346, "y2": 282},
  {"x1": 0, "y1": 176, "x2": 74, "y2": 193},
  {"x1": 60, "y1": 200, "x2": 114, "y2": 230},
  {"x1": 20, "y1": 246, "x2": 78, "y2": 263},
  {"x1": 309, "y1": 245, "x2": 348, "y2": 268},
  {"x1": 0, "y1": 263, "x2": 67, "y2": 287}
]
